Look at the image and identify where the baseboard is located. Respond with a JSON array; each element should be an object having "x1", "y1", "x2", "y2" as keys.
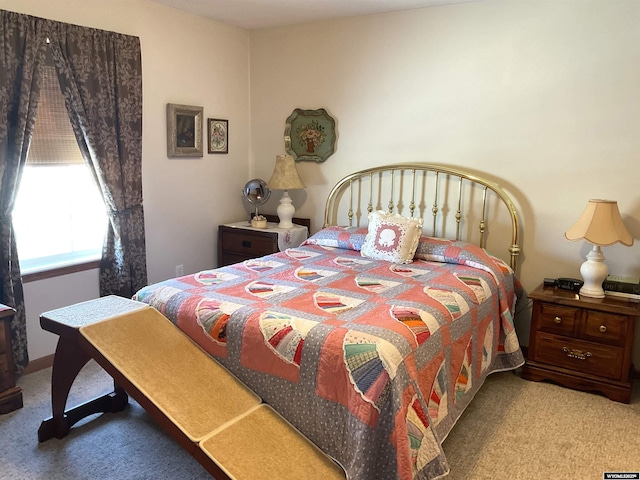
[{"x1": 23, "y1": 354, "x2": 54, "y2": 375}]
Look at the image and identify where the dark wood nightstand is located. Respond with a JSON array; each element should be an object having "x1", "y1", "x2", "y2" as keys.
[
  {"x1": 1, "y1": 304, "x2": 23, "y2": 414},
  {"x1": 218, "y1": 216, "x2": 310, "y2": 267},
  {"x1": 522, "y1": 284, "x2": 639, "y2": 403}
]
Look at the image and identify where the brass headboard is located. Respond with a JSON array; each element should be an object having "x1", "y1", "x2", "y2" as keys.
[{"x1": 323, "y1": 163, "x2": 521, "y2": 272}]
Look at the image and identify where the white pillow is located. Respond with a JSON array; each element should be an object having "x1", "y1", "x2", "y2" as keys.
[{"x1": 361, "y1": 211, "x2": 423, "y2": 264}]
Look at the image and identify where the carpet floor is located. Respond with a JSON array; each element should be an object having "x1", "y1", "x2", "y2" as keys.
[{"x1": 0, "y1": 360, "x2": 638, "y2": 479}]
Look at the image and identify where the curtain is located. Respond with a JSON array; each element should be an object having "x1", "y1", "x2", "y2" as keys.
[
  {"x1": 48, "y1": 22, "x2": 147, "y2": 297},
  {"x1": 1, "y1": 9, "x2": 146, "y2": 373},
  {"x1": 0, "y1": 10, "x2": 49, "y2": 374}
]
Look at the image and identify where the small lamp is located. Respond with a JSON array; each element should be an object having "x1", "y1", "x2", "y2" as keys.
[
  {"x1": 267, "y1": 154, "x2": 305, "y2": 229},
  {"x1": 564, "y1": 199, "x2": 634, "y2": 298}
]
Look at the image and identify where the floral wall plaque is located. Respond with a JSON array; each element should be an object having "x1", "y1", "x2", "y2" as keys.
[{"x1": 284, "y1": 108, "x2": 336, "y2": 163}]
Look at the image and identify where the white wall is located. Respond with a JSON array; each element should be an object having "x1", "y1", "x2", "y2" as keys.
[
  {"x1": 0, "y1": 0, "x2": 251, "y2": 361},
  {"x1": 4, "y1": 0, "x2": 640, "y2": 366},
  {"x1": 249, "y1": 0, "x2": 640, "y2": 363}
]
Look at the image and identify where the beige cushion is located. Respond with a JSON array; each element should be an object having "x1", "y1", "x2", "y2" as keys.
[
  {"x1": 80, "y1": 307, "x2": 261, "y2": 442},
  {"x1": 200, "y1": 404, "x2": 345, "y2": 480}
]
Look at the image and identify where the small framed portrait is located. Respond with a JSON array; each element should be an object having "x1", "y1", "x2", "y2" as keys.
[
  {"x1": 208, "y1": 118, "x2": 229, "y2": 154},
  {"x1": 166, "y1": 103, "x2": 203, "y2": 158}
]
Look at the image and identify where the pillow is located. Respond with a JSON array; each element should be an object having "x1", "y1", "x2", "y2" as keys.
[
  {"x1": 414, "y1": 235, "x2": 514, "y2": 278},
  {"x1": 302, "y1": 226, "x2": 368, "y2": 251},
  {"x1": 413, "y1": 235, "x2": 458, "y2": 262},
  {"x1": 360, "y1": 211, "x2": 423, "y2": 264}
]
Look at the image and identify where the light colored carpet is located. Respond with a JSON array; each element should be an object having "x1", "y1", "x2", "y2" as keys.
[
  {"x1": 0, "y1": 361, "x2": 210, "y2": 480},
  {"x1": 0, "y1": 361, "x2": 638, "y2": 479},
  {"x1": 442, "y1": 371, "x2": 640, "y2": 480}
]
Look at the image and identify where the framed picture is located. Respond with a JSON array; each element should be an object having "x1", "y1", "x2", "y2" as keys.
[
  {"x1": 284, "y1": 108, "x2": 337, "y2": 163},
  {"x1": 166, "y1": 103, "x2": 203, "y2": 158},
  {"x1": 208, "y1": 118, "x2": 229, "y2": 154}
]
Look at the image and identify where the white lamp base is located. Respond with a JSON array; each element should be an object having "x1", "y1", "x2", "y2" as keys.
[
  {"x1": 276, "y1": 190, "x2": 295, "y2": 229},
  {"x1": 578, "y1": 245, "x2": 608, "y2": 298}
]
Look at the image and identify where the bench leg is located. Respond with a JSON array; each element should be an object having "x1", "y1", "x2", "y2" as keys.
[{"x1": 38, "y1": 332, "x2": 128, "y2": 442}]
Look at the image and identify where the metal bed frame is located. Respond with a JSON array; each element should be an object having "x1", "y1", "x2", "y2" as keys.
[{"x1": 323, "y1": 163, "x2": 521, "y2": 272}]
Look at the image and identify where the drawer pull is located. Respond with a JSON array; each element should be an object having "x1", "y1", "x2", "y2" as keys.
[
  {"x1": 242, "y1": 240, "x2": 252, "y2": 248},
  {"x1": 553, "y1": 316, "x2": 562, "y2": 324},
  {"x1": 599, "y1": 325, "x2": 607, "y2": 333},
  {"x1": 562, "y1": 346, "x2": 592, "y2": 360}
]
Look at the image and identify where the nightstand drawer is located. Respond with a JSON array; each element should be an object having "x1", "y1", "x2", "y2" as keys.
[
  {"x1": 0, "y1": 306, "x2": 22, "y2": 413},
  {"x1": 582, "y1": 310, "x2": 628, "y2": 346},
  {"x1": 220, "y1": 230, "x2": 277, "y2": 257},
  {"x1": 0, "y1": 317, "x2": 8, "y2": 391},
  {"x1": 0, "y1": 321, "x2": 6, "y2": 355},
  {"x1": 0, "y1": 353, "x2": 10, "y2": 391},
  {"x1": 533, "y1": 332, "x2": 624, "y2": 380},
  {"x1": 537, "y1": 303, "x2": 578, "y2": 336},
  {"x1": 219, "y1": 252, "x2": 254, "y2": 266}
]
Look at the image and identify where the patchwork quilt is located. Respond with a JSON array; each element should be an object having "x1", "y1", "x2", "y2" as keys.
[{"x1": 134, "y1": 230, "x2": 524, "y2": 480}]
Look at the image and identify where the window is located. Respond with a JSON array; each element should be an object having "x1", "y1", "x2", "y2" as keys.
[{"x1": 13, "y1": 48, "x2": 107, "y2": 275}]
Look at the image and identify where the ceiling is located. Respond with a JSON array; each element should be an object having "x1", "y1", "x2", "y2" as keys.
[{"x1": 149, "y1": 0, "x2": 478, "y2": 30}]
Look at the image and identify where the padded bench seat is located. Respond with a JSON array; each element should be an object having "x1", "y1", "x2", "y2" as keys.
[{"x1": 40, "y1": 297, "x2": 345, "y2": 480}]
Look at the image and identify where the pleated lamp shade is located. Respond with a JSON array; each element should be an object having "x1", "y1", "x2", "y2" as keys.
[
  {"x1": 564, "y1": 199, "x2": 633, "y2": 246},
  {"x1": 564, "y1": 199, "x2": 634, "y2": 298},
  {"x1": 267, "y1": 155, "x2": 305, "y2": 190}
]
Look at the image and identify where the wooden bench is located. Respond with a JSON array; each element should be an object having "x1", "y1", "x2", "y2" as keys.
[{"x1": 39, "y1": 296, "x2": 345, "y2": 480}]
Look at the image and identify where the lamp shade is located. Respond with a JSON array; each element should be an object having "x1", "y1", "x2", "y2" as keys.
[
  {"x1": 267, "y1": 154, "x2": 305, "y2": 190},
  {"x1": 564, "y1": 199, "x2": 633, "y2": 247}
]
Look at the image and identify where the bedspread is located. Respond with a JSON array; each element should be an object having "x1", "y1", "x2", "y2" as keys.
[{"x1": 134, "y1": 236, "x2": 524, "y2": 480}]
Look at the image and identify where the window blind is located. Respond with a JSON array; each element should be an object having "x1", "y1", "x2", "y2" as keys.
[{"x1": 28, "y1": 49, "x2": 84, "y2": 166}]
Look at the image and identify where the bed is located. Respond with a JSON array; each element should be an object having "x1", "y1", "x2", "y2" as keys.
[{"x1": 133, "y1": 163, "x2": 525, "y2": 480}]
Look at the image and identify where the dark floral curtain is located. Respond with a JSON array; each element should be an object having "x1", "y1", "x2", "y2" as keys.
[
  {"x1": 48, "y1": 22, "x2": 147, "y2": 297},
  {"x1": 0, "y1": 10, "x2": 49, "y2": 375},
  {"x1": 1, "y1": 9, "x2": 146, "y2": 374}
]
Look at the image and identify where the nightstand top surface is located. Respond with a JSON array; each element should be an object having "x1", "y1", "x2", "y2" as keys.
[
  {"x1": 530, "y1": 284, "x2": 640, "y2": 316},
  {"x1": 0, "y1": 304, "x2": 15, "y2": 318},
  {"x1": 223, "y1": 221, "x2": 307, "y2": 233}
]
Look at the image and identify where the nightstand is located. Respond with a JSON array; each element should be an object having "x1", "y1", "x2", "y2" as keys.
[
  {"x1": 218, "y1": 216, "x2": 310, "y2": 267},
  {"x1": 1, "y1": 304, "x2": 23, "y2": 414},
  {"x1": 522, "y1": 284, "x2": 639, "y2": 403}
]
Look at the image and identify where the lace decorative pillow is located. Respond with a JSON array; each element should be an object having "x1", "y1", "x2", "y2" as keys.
[{"x1": 361, "y1": 211, "x2": 423, "y2": 264}]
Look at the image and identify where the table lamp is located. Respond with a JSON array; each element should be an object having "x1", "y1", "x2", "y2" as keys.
[
  {"x1": 267, "y1": 154, "x2": 305, "y2": 229},
  {"x1": 564, "y1": 199, "x2": 634, "y2": 298}
]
